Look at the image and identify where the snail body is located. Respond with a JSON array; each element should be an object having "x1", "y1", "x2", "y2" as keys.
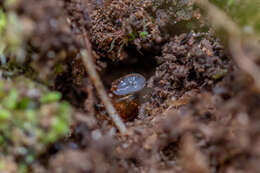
[{"x1": 111, "y1": 73, "x2": 146, "y2": 121}]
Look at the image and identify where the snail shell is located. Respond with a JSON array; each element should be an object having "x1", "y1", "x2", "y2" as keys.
[
  {"x1": 111, "y1": 73, "x2": 146, "y2": 96},
  {"x1": 111, "y1": 73, "x2": 146, "y2": 121}
]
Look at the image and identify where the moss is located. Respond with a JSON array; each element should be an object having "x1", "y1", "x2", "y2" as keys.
[
  {"x1": 139, "y1": 31, "x2": 148, "y2": 38},
  {"x1": 128, "y1": 32, "x2": 136, "y2": 42},
  {"x1": 0, "y1": 5, "x2": 25, "y2": 62},
  {"x1": 3, "y1": 89, "x2": 18, "y2": 109},
  {"x1": 54, "y1": 63, "x2": 66, "y2": 75},
  {"x1": 40, "y1": 91, "x2": 62, "y2": 104},
  {"x1": 18, "y1": 164, "x2": 27, "y2": 173},
  {"x1": 0, "y1": 76, "x2": 72, "y2": 172},
  {"x1": 0, "y1": 109, "x2": 11, "y2": 121},
  {"x1": 0, "y1": 9, "x2": 7, "y2": 32},
  {"x1": 0, "y1": 1, "x2": 78, "y2": 85},
  {"x1": 212, "y1": 69, "x2": 228, "y2": 80}
]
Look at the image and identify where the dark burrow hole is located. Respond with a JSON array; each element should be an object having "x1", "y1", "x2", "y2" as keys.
[
  {"x1": 101, "y1": 46, "x2": 158, "y2": 90},
  {"x1": 54, "y1": 60, "x2": 87, "y2": 107},
  {"x1": 55, "y1": 46, "x2": 159, "y2": 108},
  {"x1": 94, "y1": 46, "x2": 160, "y2": 122},
  {"x1": 161, "y1": 141, "x2": 180, "y2": 162}
]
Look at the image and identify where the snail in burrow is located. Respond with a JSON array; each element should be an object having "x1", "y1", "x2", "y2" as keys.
[{"x1": 110, "y1": 73, "x2": 146, "y2": 121}]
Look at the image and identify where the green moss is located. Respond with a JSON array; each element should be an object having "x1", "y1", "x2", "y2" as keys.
[
  {"x1": 18, "y1": 164, "x2": 27, "y2": 173},
  {"x1": 25, "y1": 110, "x2": 36, "y2": 123},
  {"x1": 0, "y1": 76, "x2": 72, "y2": 172},
  {"x1": 0, "y1": 9, "x2": 7, "y2": 33},
  {"x1": 40, "y1": 91, "x2": 62, "y2": 103},
  {"x1": 25, "y1": 154, "x2": 34, "y2": 164},
  {"x1": 0, "y1": 6, "x2": 25, "y2": 62},
  {"x1": 54, "y1": 63, "x2": 66, "y2": 75},
  {"x1": 139, "y1": 31, "x2": 148, "y2": 38},
  {"x1": 128, "y1": 32, "x2": 136, "y2": 41},
  {"x1": 0, "y1": 109, "x2": 11, "y2": 121},
  {"x1": 212, "y1": 69, "x2": 228, "y2": 80},
  {"x1": 43, "y1": 102, "x2": 71, "y2": 143},
  {"x1": 0, "y1": 160, "x2": 4, "y2": 170},
  {"x1": 3, "y1": 89, "x2": 18, "y2": 109}
]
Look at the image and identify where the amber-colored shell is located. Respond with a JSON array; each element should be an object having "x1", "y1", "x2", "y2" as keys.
[
  {"x1": 111, "y1": 73, "x2": 146, "y2": 121},
  {"x1": 113, "y1": 95, "x2": 139, "y2": 121}
]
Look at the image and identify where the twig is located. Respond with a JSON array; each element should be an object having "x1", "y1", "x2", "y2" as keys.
[
  {"x1": 195, "y1": 0, "x2": 240, "y2": 36},
  {"x1": 83, "y1": 79, "x2": 95, "y2": 117},
  {"x1": 80, "y1": 31, "x2": 126, "y2": 134},
  {"x1": 229, "y1": 37, "x2": 260, "y2": 91},
  {"x1": 195, "y1": 0, "x2": 260, "y2": 91}
]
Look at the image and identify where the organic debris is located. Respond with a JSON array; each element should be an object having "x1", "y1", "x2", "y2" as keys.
[{"x1": 0, "y1": 0, "x2": 260, "y2": 173}]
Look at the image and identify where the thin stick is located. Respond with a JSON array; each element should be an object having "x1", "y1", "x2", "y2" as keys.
[
  {"x1": 80, "y1": 32, "x2": 126, "y2": 134},
  {"x1": 229, "y1": 37, "x2": 260, "y2": 91},
  {"x1": 84, "y1": 80, "x2": 95, "y2": 117}
]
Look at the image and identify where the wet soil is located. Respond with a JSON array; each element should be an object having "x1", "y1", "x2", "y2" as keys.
[{"x1": 6, "y1": 0, "x2": 260, "y2": 173}]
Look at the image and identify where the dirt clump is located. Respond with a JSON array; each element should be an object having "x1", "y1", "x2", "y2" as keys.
[
  {"x1": 88, "y1": 0, "x2": 162, "y2": 60},
  {"x1": 15, "y1": 0, "x2": 82, "y2": 81},
  {"x1": 145, "y1": 32, "x2": 231, "y2": 116}
]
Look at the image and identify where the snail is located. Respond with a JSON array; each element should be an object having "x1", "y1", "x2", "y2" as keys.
[{"x1": 111, "y1": 73, "x2": 146, "y2": 121}]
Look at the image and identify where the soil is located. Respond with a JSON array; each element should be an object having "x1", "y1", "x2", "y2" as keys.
[{"x1": 3, "y1": 0, "x2": 260, "y2": 173}]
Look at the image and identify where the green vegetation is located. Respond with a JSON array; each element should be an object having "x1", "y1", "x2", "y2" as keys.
[
  {"x1": 210, "y1": 0, "x2": 260, "y2": 35},
  {"x1": 0, "y1": 77, "x2": 71, "y2": 172},
  {"x1": 0, "y1": 0, "x2": 259, "y2": 172},
  {"x1": 0, "y1": 7, "x2": 25, "y2": 61},
  {"x1": 139, "y1": 31, "x2": 148, "y2": 38},
  {"x1": 128, "y1": 32, "x2": 136, "y2": 41}
]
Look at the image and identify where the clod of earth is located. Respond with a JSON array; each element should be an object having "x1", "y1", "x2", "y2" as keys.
[{"x1": 111, "y1": 73, "x2": 146, "y2": 121}]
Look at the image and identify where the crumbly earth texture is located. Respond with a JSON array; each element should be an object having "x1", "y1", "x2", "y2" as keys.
[{"x1": 0, "y1": 0, "x2": 260, "y2": 173}]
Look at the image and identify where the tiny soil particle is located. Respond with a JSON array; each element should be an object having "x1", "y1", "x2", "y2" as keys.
[{"x1": 111, "y1": 73, "x2": 146, "y2": 121}]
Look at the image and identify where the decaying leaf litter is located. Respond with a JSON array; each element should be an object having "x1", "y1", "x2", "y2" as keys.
[{"x1": 0, "y1": 0, "x2": 260, "y2": 172}]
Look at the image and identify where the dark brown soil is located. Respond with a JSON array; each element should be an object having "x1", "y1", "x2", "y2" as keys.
[{"x1": 6, "y1": 0, "x2": 260, "y2": 173}]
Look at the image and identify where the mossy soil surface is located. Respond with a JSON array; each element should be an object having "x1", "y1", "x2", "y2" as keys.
[{"x1": 0, "y1": 0, "x2": 260, "y2": 173}]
